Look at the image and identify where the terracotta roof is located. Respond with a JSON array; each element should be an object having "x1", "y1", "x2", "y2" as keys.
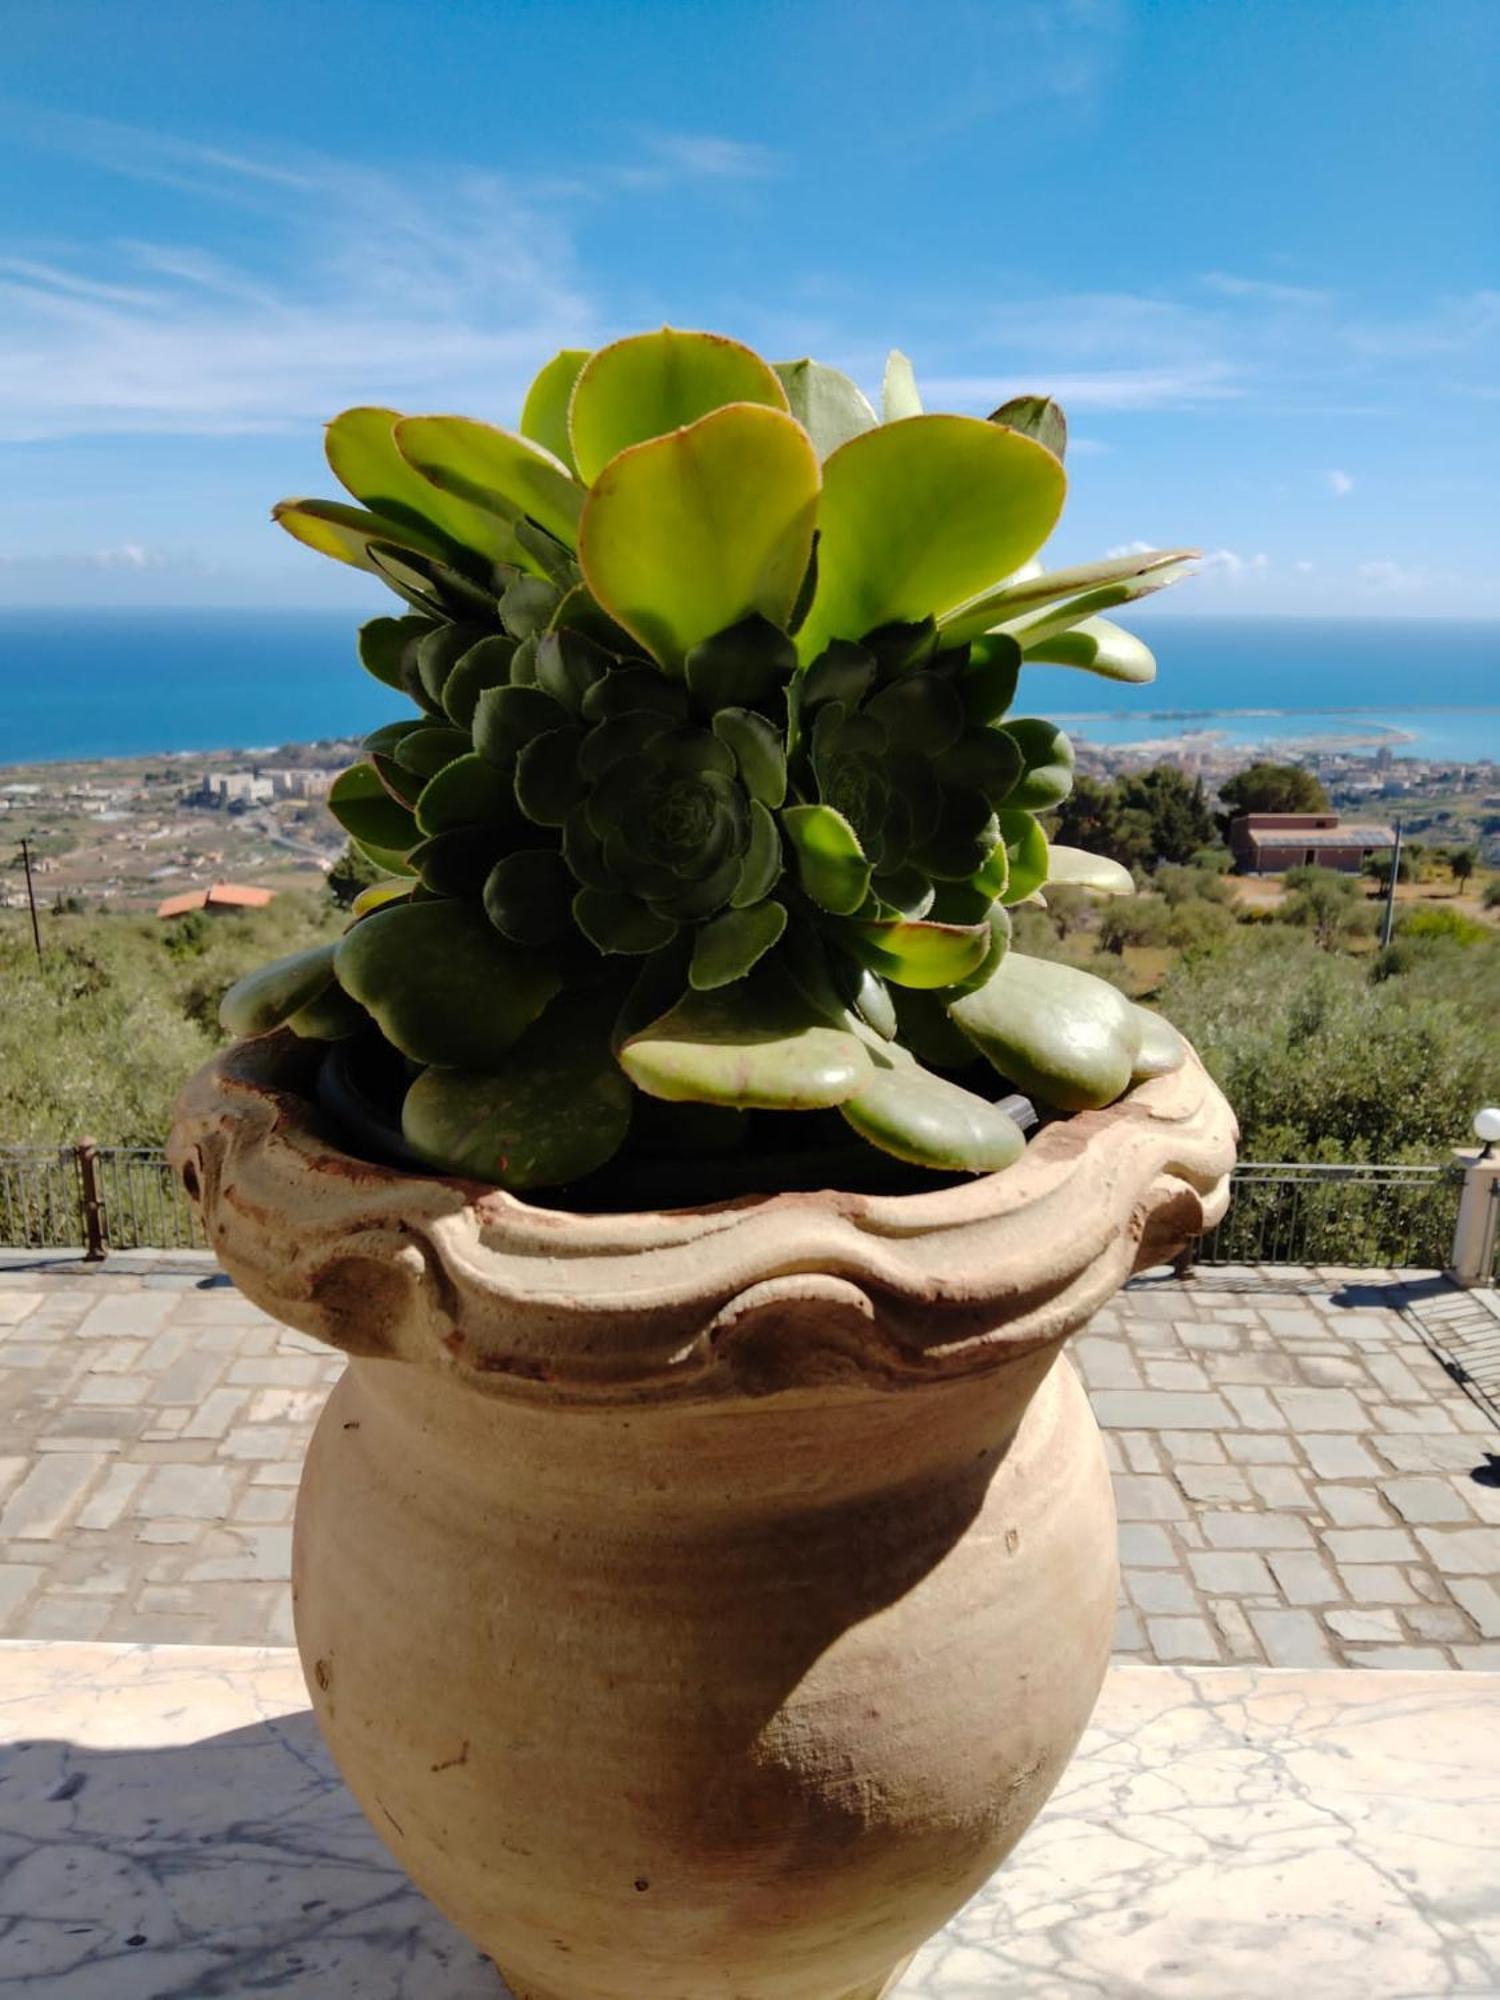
[
  {"x1": 156, "y1": 890, "x2": 207, "y2": 918},
  {"x1": 156, "y1": 883, "x2": 277, "y2": 918}
]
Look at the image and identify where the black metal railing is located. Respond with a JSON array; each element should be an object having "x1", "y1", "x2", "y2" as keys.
[
  {"x1": 0, "y1": 1141, "x2": 203, "y2": 1256},
  {"x1": 1187, "y1": 1160, "x2": 1465, "y2": 1272}
]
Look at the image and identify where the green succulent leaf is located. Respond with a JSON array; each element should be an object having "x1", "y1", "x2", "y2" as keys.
[
  {"x1": 940, "y1": 548, "x2": 1194, "y2": 648},
  {"x1": 852, "y1": 965, "x2": 897, "y2": 1039},
  {"x1": 578, "y1": 404, "x2": 821, "y2": 674},
  {"x1": 413, "y1": 625, "x2": 483, "y2": 708},
  {"x1": 865, "y1": 673, "x2": 965, "y2": 755},
  {"x1": 619, "y1": 962, "x2": 873, "y2": 1110},
  {"x1": 442, "y1": 635, "x2": 517, "y2": 730},
  {"x1": 334, "y1": 901, "x2": 560, "y2": 1069},
  {"x1": 988, "y1": 394, "x2": 1068, "y2": 463},
  {"x1": 731, "y1": 799, "x2": 783, "y2": 907},
  {"x1": 568, "y1": 327, "x2": 790, "y2": 486},
  {"x1": 572, "y1": 887, "x2": 678, "y2": 956},
  {"x1": 947, "y1": 951, "x2": 1144, "y2": 1112},
  {"x1": 548, "y1": 583, "x2": 640, "y2": 655},
  {"x1": 473, "y1": 684, "x2": 570, "y2": 766},
  {"x1": 1000, "y1": 718, "x2": 1075, "y2": 811},
  {"x1": 358, "y1": 614, "x2": 438, "y2": 692},
  {"x1": 941, "y1": 901, "x2": 1012, "y2": 998},
  {"x1": 712, "y1": 707, "x2": 787, "y2": 807},
  {"x1": 1022, "y1": 614, "x2": 1157, "y2": 684},
  {"x1": 393, "y1": 725, "x2": 471, "y2": 780},
  {"x1": 773, "y1": 358, "x2": 879, "y2": 458},
  {"x1": 881, "y1": 349, "x2": 923, "y2": 422},
  {"x1": 520, "y1": 348, "x2": 591, "y2": 473},
  {"x1": 799, "y1": 639, "x2": 876, "y2": 712},
  {"x1": 581, "y1": 665, "x2": 689, "y2": 724},
  {"x1": 781, "y1": 803, "x2": 872, "y2": 915},
  {"x1": 997, "y1": 809, "x2": 1050, "y2": 904},
  {"x1": 329, "y1": 765, "x2": 418, "y2": 857},
  {"x1": 499, "y1": 573, "x2": 564, "y2": 641},
  {"x1": 839, "y1": 916, "x2": 991, "y2": 990},
  {"x1": 393, "y1": 416, "x2": 585, "y2": 552},
  {"x1": 1046, "y1": 845, "x2": 1136, "y2": 895},
  {"x1": 415, "y1": 753, "x2": 516, "y2": 836},
  {"x1": 1131, "y1": 1004, "x2": 1187, "y2": 1081},
  {"x1": 363, "y1": 719, "x2": 423, "y2": 758},
  {"x1": 578, "y1": 710, "x2": 675, "y2": 781},
  {"x1": 326, "y1": 407, "x2": 521, "y2": 569},
  {"x1": 513, "y1": 517, "x2": 577, "y2": 585},
  {"x1": 958, "y1": 634, "x2": 1023, "y2": 724},
  {"x1": 684, "y1": 615, "x2": 798, "y2": 710},
  {"x1": 535, "y1": 628, "x2": 611, "y2": 712},
  {"x1": 271, "y1": 500, "x2": 451, "y2": 587},
  {"x1": 796, "y1": 416, "x2": 1066, "y2": 664},
  {"x1": 350, "y1": 879, "x2": 416, "y2": 918},
  {"x1": 365, "y1": 541, "x2": 497, "y2": 621},
  {"x1": 840, "y1": 1038, "x2": 1026, "y2": 1173},
  {"x1": 514, "y1": 727, "x2": 588, "y2": 825},
  {"x1": 483, "y1": 850, "x2": 575, "y2": 946},
  {"x1": 285, "y1": 981, "x2": 368, "y2": 1043},
  {"x1": 220, "y1": 942, "x2": 339, "y2": 1039},
  {"x1": 401, "y1": 994, "x2": 633, "y2": 1190},
  {"x1": 410, "y1": 827, "x2": 505, "y2": 898},
  {"x1": 689, "y1": 899, "x2": 787, "y2": 991}
]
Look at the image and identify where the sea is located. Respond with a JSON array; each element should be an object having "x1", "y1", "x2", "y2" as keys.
[{"x1": 0, "y1": 609, "x2": 1496, "y2": 767}]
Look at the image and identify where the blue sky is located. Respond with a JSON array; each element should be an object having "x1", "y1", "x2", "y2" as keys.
[{"x1": 2, "y1": 0, "x2": 1496, "y2": 616}]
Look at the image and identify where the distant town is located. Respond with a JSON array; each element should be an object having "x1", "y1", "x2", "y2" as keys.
[{"x1": 1, "y1": 730, "x2": 1497, "y2": 914}]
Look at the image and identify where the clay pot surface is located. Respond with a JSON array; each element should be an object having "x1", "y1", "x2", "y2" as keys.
[{"x1": 171, "y1": 1035, "x2": 1234, "y2": 2000}]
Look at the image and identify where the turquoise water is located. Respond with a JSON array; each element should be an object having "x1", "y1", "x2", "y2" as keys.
[{"x1": 0, "y1": 609, "x2": 1496, "y2": 765}]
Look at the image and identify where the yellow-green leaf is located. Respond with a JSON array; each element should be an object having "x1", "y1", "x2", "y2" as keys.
[
  {"x1": 577, "y1": 403, "x2": 820, "y2": 674},
  {"x1": 325, "y1": 407, "x2": 524, "y2": 567},
  {"x1": 520, "y1": 348, "x2": 590, "y2": 472},
  {"x1": 568, "y1": 328, "x2": 789, "y2": 486},
  {"x1": 797, "y1": 415, "x2": 1066, "y2": 662},
  {"x1": 393, "y1": 416, "x2": 584, "y2": 551},
  {"x1": 881, "y1": 349, "x2": 923, "y2": 421}
]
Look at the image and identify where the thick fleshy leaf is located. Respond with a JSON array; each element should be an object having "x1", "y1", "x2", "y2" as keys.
[
  {"x1": 326, "y1": 407, "x2": 522, "y2": 568},
  {"x1": 271, "y1": 500, "x2": 451, "y2": 583},
  {"x1": 781, "y1": 804, "x2": 871, "y2": 915},
  {"x1": 997, "y1": 809, "x2": 1050, "y2": 905},
  {"x1": 865, "y1": 673, "x2": 966, "y2": 755},
  {"x1": 881, "y1": 349, "x2": 923, "y2": 422},
  {"x1": 839, "y1": 916, "x2": 991, "y2": 990},
  {"x1": 334, "y1": 901, "x2": 560, "y2": 1068},
  {"x1": 796, "y1": 416, "x2": 1066, "y2": 663},
  {"x1": 568, "y1": 328, "x2": 789, "y2": 486},
  {"x1": 329, "y1": 765, "x2": 418, "y2": 856},
  {"x1": 520, "y1": 348, "x2": 590, "y2": 473},
  {"x1": 1131, "y1": 1004, "x2": 1187, "y2": 1081},
  {"x1": 1022, "y1": 615, "x2": 1157, "y2": 683},
  {"x1": 402, "y1": 996, "x2": 633, "y2": 1189},
  {"x1": 941, "y1": 901, "x2": 1013, "y2": 998},
  {"x1": 358, "y1": 614, "x2": 438, "y2": 692},
  {"x1": 684, "y1": 615, "x2": 797, "y2": 709},
  {"x1": 689, "y1": 900, "x2": 787, "y2": 991},
  {"x1": 841, "y1": 1039, "x2": 1026, "y2": 1172},
  {"x1": 350, "y1": 879, "x2": 415, "y2": 918},
  {"x1": 365, "y1": 541, "x2": 497, "y2": 621},
  {"x1": 483, "y1": 850, "x2": 575, "y2": 946},
  {"x1": 410, "y1": 827, "x2": 504, "y2": 898},
  {"x1": 948, "y1": 952, "x2": 1143, "y2": 1111},
  {"x1": 500, "y1": 574, "x2": 564, "y2": 640},
  {"x1": 394, "y1": 416, "x2": 585, "y2": 551},
  {"x1": 443, "y1": 635, "x2": 516, "y2": 730},
  {"x1": 393, "y1": 725, "x2": 470, "y2": 780},
  {"x1": 958, "y1": 634, "x2": 1023, "y2": 724},
  {"x1": 572, "y1": 887, "x2": 678, "y2": 955},
  {"x1": 730, "y1": 799, "x2": 782, "y2": 907},
  {"x1": 514, "y1": 727, "x2": 587, "y2": 825},
  {"x1": 414, "y1": 753, "x2": 515, "y2": 836},
  {"x1": 620, "y1": 964, "x2": 873, "y2": 1109},
  {"x1": 549, "y1": 583, "x2": 639, "y2": 655},
  {"x1": 220, "y1": 942, "x2": 338, "y2": 1038},
  {"x1": 988, "y1": 394, "x2": 1067, "y2": 463},
  {"x1": 285, "y1": 981, "x2": 367, "y2": 1043},
  {"x1": 773, "y1": 358, "x2": 879, "y2": 457},
  {"x1": 535, "y1": 628, "x2": 611, "y2": 712},
  {"x1": 799, "y1": 639, "x2": 876, "y2": 712},
  {"x1": 1046, "y1": 846, "x2": 1135, "y2": 895},
  {"x1": 473, "y1": 684, "x2": 569, "y2": 766},
  {"x1": 712, "y1": 707, "x2": 786, "y2": 807},
  {"x1": 939, "y1": 549, "x2": 1194, "y2": 648},
  {"x1": 1000, "y1": 718, "x2": 1075, "y2": 810},
  {"x1": 578, "y1": 404, "x2": 820, "y2": 675}
]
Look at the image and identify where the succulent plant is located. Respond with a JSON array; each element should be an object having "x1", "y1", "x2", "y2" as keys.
[{"x1": 223, "y1": 329, "x2": 1196, "y2": 1193}]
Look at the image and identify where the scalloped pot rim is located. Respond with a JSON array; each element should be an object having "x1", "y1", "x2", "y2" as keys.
[{"x1": 169, "y1": 1033, "x2": 1237, "y2": 1399}]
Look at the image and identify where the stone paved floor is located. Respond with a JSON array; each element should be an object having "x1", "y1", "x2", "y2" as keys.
[{"x1": 1, "y1": 1251, "x2": 1497, "y2": 1667}]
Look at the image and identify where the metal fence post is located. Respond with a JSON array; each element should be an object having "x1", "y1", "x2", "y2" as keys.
[
  {"x1": 1447, "y1": 1147, "x2": 1500, "y2": 1289},
  {"x1": 75, "y1": 1137, "x2": 108, "y2": 1262}
]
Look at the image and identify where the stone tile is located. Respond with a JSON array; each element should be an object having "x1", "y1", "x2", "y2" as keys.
[
  {"x1": 1118, "y1": 1432, "x2": 1161, "y2": 1474},
  {"x1": 1447, "y1": 1578, "x2": 1500, "y2": 1639},
  {"x1": 1246, "y1": 1464, "x2": 1316, "y2": 1511},
  {"x1": 0, "y1": 1454, "x2": 105, "y2": 1540},
  {"x1": 247, "y1": 1387, "x2": 328, "y2": 1425},
  {"x1": 1221, "y1": 1386, "x2": 1287, "y2": 1430},
  {"x1": 1202, "y1": 1512, "x2": 1314, "y2": 1551},
  {"x1": 1405, "y1": 1604, "x2": 1480, "y2": 1643},
  {"x1": 1075, "y1": 1337, "x2": 1142, "y2": 1390},
  {"x1": 1455, "y1": 1645, "x2": 1500, "y2": 1668},
  {"x1": 221, "y1": 1424, "x2": 295, "y2": 1462},
  {"x1": 152, "y1": 1349, "x2": 229, "y2": 1405},
  {"x1": 0, "y1": 1563, "x2": 45, "y2": 1620},
  {"x1": 1327, "y1": 1607, "x2": 1402, "y2": 1643},
  {"x1": 1112, "y1": 1473, "x2": 1185, "y2": 1522},
  {"x1": 1294, "y1": 1354, "x2": 1374, "y2": 1389},
  {"x1": 74, "y1": 1374, "x2": 151, "y2": 1406},
  {"x1": 1338, "y1": 1564, "x2": 1418, "y2": 1605},
  {"x1": 74, "y1": 1462, "x2": 148, "y2": 1530},
  {"x1": 1144, "y1": 1359, "x2": 1209, "y2": 1392},
  {"x1": 22, "y1": 1595, "x2": 113, "y2": 1640},
  {"x1": 1345, "y1": 1646, "x2": 1451, "y2": 1669},
  {"x1": 1161, "y1": 1431, "x2": 1226, "y2": 1464},
  {"x1": 1113, "y1": 1606, "x2": 1144, "y2": 1652},
  {"x1": 1384, "y1": 1477, "x2": 1476, "y2": 1526},
  {"x1": 180, "y1": 1388, "x2": 251, "y2": 1440},
  {"x1": 1117, "y1": 1524, "x2": 1177, "y2": 1567},
  {"x1": 1145, "y1": 1615, "x2": 1220, "y2": 1663},
  {"x1": 1363, "y1": 1353, "x2": 1428, "y2": 1401},
  {"x1": 1267, "y1": 1551, "x2": 1343, "y2": 1606},
  {"x1": 1176, "y1": 1465, "x2": 1251, "y2": 1504},
  {"x1": 234, "y1": 1486, "x2": 295, "y2": 1525},
  {"x1": 0, "y1": 1292, "x2": 44, "y2": 1323},
  {"x1": 1414, "y1": 1527, "x2": 1500, "y2": 1575},
  {"x1": 1271, "y1": 1387, "x2": 1366, "y2": 1430},
  {"x1": 0, "y1": 1459, "x2": 26, "y2": 1504},
  {"x1": 1374, "y1": 1435, "x2": 1491, "y2": 1474},
  {"x1": 1222, "y1": 1433, "x2": 1297, "y2": 1466},
  {"x1": 1189, "y1": 1550, "x2": 1275, "y2": 1595},
  {"x1": 1316, "y1": 1485, "x2": 1392, "y2": 1528},
  {"x1": 1090, "y1": 1390, "x2": 1235, "y2": 1431},
  {"x1": 1208, "y1": 1597, "x2": 1260, "y2": 1660},
  {"x1": 1248, "y1": 1607, "x2": 1335, "y2": 1667},
  {"x1": 137, "y1": 1464, "x2": 237, "y2": 1521},
  {"x1": 1323, "y1": 1527, "x2": 1420, "y2": 1564},
  {"x1": 1123, "y1": 1569, "x2": 1194, "y2": 1615},
  {"x1": 1368, "y1": 1403, "x2": 1457, "y2": 1435},
  {"x1": 1173, "y1": 1320, "x2": 1239, "y2": 1351},
  {"x1": 182, "y1": 1525, "x2": 293, "y2": 1583},
  {"x1": 1302, "y1": 1434, "x2": 1382, "y2": 1479},
  {"x1": 1101, "y1": 1433, "x2": 1125, "y2": 1473},
  {"x1": 226, "y1": 1357, "x2": 329, "y2": 1387},
  {"x1": 1203, "y1": 1352, "x2": 1302, "y2": 1387}
]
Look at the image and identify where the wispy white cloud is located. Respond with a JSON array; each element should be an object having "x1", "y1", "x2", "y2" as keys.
[
  {"x1": 1200, "y1": 548, "x2": 1270, "y2": 579},
  {"x1": 1358, "y1": 558, "x2": 1424, "y2": 594},
  {"x1": 1324, "y1": 468, "x2": 1355, "y2": 496}
]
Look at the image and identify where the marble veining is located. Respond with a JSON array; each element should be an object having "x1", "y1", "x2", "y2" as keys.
[{"x1": 0, "y1": 1644, "x2": 1497, "y2": 1998}]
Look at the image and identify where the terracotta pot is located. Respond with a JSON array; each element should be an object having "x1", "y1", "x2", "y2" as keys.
[{"x1": 171, "y1": 1035, "x2": 1234, "y2": 2000}]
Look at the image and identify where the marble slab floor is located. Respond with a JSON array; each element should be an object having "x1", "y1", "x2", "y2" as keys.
[{"x1": 1, "y1": 1643, "x2": 1497, "y2": 1998}]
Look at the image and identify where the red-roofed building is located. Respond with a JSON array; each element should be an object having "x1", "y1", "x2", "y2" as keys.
[
  {"x1": 1228, "y1": 813, "x2": 1396, "y2": 876},
  {"x1": 156, "y1": 883, "x2": 277, "y2": 919}
]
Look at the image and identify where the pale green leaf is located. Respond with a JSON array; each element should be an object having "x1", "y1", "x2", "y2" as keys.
[
  {"x1": 947, "y1": 952, "x2": 1143, "y2": 1111},
  {"x1": 939, "y1": 548, "x2": 1195, "y2": 648},
  {"x1": 569, "y1": 328, "x2": 789, "y2": 486},
  {"x1": 781, "y1": 803, "x2": 871, "y2": 915},
  {"x1": 881, "y1": 349, "x2": 923, "y2": 421},
  {"x1": 773, "y1": 358, "x2": 879, "y2": 457},
  {"x1": 220, "y1": 942, "x2": 338, "y2": 1038},
  {"x1": 1022, "y1": 615, "x2": 1157, "y2": 683},
  {"x1": 689, "y1": 900, "x2": 787, "y2": 990},
  {"x1": 1046, "y1": 846, "x2": 1135, "y2": 895},
  {"x1": 520, "y1": 348, "x2": 590, "y2": 473},
  {"x1": 620, "y1": 964, "x2": 872, "y2": 1110},
  {"x1": 393, "y1": 416, "x2": 585, "y2": 551},
  {"x1": 840, "y1": 1039, "x2": 1026, "y2": 1172},
  {"x1": 325, "y1": 407, "x2": 525, "y2": 567}
]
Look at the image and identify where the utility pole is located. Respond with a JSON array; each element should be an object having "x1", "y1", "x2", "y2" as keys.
[
  {"x1": 19, "y1": 836, "x2": 43, "y2": 966},
  {"x1": 1379, "y1": 817, "x2": 1403, "y2": 951}
]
